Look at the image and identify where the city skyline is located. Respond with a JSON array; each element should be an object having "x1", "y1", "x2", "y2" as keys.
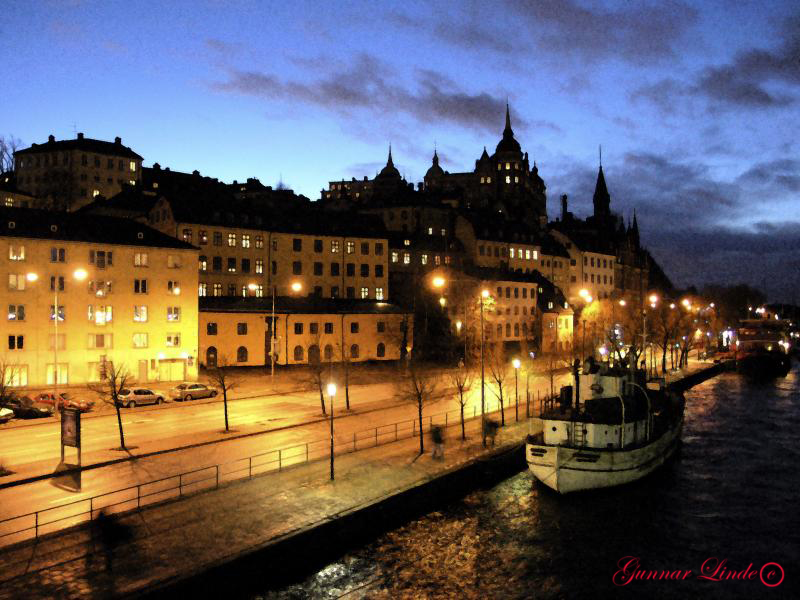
[{"x1": 3, "y1": 0, "x2": 799, "y2": 300}]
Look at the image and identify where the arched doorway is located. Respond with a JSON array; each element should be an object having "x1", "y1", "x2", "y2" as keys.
[
  {"x1": 308, "y1": 344, "x2": 321, "y2": 364},
  {"x1": 206, "y1": 346, "x2": 217, "y2": 368}
]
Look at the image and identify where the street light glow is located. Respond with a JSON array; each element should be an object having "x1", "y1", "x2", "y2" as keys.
[
  {"x1": 247, "y1": 283, "x2": 258, "y2": 291},
  {"x1": 512, "y1": 358, "x2": 521, "y2": 369},
  {"x1": 327, "y1": 382, "x2": 337, "y2": 397},
  {"x1": 682, "y1": 298, "x2": 691, "y2": 308},
  {"x1": 26, "y1": 272, "x2": 38, "y2": 282},
  {"x1": 432, "y1": 276, "x2": 445, "y2": 288},
  {"x1": 439, "y1": 297, "x2": 446, "y2": 307},
  {"x1": 579, "y1": 288, "x2": 589, "y2": 298},
  {"x1": 649, "y1": 294, "x2": 658, "y2": 304},
  {"x1": 73, "y1": 268, "x2": 88, "y2": 281},
  {"x1": 291, "y1": 281, "x2": 302, "y2": 292},
  {"x1": 481, "y1": 289, "x2": 489, "y2": 298},
  {"x1": 618, "y1": 299, "x2": 626, "y2": 306}
]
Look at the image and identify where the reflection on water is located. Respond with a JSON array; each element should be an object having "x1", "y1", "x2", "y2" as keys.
[{"x1": 260, "y1": 368, "x2": 799, "y2": 599}]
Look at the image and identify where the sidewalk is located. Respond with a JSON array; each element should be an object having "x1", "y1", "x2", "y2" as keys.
[{"x1": 0, "y1": 413, "x2": 540, "y2": 599}]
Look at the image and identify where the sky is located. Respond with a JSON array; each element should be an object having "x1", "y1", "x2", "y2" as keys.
[{"x1": 2, "y1": 0, "x2": 799, "y2": 301}]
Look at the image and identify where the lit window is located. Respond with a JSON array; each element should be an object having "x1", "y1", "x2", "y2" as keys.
[
  {"x1": 505, "y1": 162, "x2": 510, "y2": 170},
  {"x1": 505, "y1": 176, "x2": 510, "y2": 184},
  {"x1": 133, "y1": 333, "x2": 148, "y2": 348},
  {"x1": 228, "y1": 233, "x2": 236, "y2": 247},
  {"x1": 199, "y1": 230, "x2": 208, "y2": 245},
  {"x1": 212, "y1": 283, "x2": 222, "y2": 296},
  {"x1": 376, "y1": 287, "x2": 384, "y2": 300},
  {"x1": 168, "y1": 280, "x2": 180, "y2": 294},
  {"x1": 487, "y1": 177, "x2": 491, "y2": 183},
  {"x1": 421, "y1": 254, "x2": 428, "y2": 265},
  {"x1": 182, "y1": 229, "x2": 192, "y2": 243},
  {"x1": 403, "y1": 239, "x2": 410, "y2": 246},
  {"x1": 331, "y1": 240, "x2": 340, "y2": 253},
  {"x1": 391, "y1": 251, "x2": 399, "y2": 263},
  {"x1": 510, "y1": 248, "x2": 515, "y2": 258},
  {"x1": 7, "y1": 305, "x2": 25, "y2": 321},
  {"x1": 346, "y1": 241, "x2": 355, "y2": 254},
  {"x1": 525, "y1": 249, "x2": 531, "y2": 260},
  {"x1": 133, "y1": 305, "x2": 148, "y2": 322},
  {"x1": 434, "y1": 255, "x2": 440, "y2": 265},
  {"x1": 427, "y1": 227, "x2": 433, "y2": 235},
  {"x1": 514, "y1": 176, "x2": 519, "y2": 183},
  {"x1": 360, "y1": 287, "x2": 369, "y2": 299},
  {"x1": 134, "y1": 252, "x2": 148, "y2": 267},
  {"x1": 8, "y1": 245, "x2": 25, "y2": 261},
  {"x1": 255, "y1": 235, "x2": 264, "y2": 248},
  {"x1": 255, "y1": 259, "x2": 263, "y2": 274},
  {"x1": 166, "y1": 333, "x2": 181, "y2": 347},
  {"x1": 167, "y1": 255, "x2": 181, "y2": 268},
  {"x1": 241, "y1": 234, "x2": 251, "y2": 248},
  {"x1": 129, "y1": 161, "x2": 136, "y2": 172},
  {"x1": 254, "y1": 284, "x2": 264, "y2": 298},
  {"x1": 199, "y1": 283, "x2": 207, "y2": 297},
  {"x1": 199, "y1": 256, "x2": 207, "y2": 271},
  {"x1": 167, "y1": 307, "x2": 181, "y2": 322},
  {"x1": 403, "y1": 252, "x2": 410, "y2": 265}
]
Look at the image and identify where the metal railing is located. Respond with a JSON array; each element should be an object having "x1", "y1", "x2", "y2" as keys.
[{"x1": 0, "y1": 391, "x2": 550, "y2": 549}]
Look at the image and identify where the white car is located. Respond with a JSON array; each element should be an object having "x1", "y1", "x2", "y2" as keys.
[
  {"x1": 115, "y1": 388, "x2": 165, "y2": 408},
  {"x1": 0, "y1": 407, "x2": 13, "y2": 423},
  {"x1": 169, "y1": 382, "x2": 218, "y2": 402}
]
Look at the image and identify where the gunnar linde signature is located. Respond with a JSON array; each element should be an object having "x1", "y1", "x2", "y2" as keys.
[{"x1": 613, "y1": 556, "x2": 784, "y2": 588}]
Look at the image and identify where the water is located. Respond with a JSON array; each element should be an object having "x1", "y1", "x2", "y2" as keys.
[{"x1": 260, "y1": 368, "x2": 799, "y2": 599}]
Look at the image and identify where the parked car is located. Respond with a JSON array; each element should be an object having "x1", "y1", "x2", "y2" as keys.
[
  {"x1": 169, "y1": 382, "x2": 218, "y2": 401},
  {"x1": 0, "y1": 407, "x2": 13, "y2": 423},
  {"x1": 5, "y1": 396, "x2": 54, "y2": 419},
  {"x1": 115, "y1": 388, "x2": 165, "y2": 408},
  {"x1": 36, "y1": 392, "x2": 95, "y2": 412}
]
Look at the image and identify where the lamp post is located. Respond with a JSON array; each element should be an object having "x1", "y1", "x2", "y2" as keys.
[
  {"x1": 327, "y1": 382, "x2": 336, "y2": 480},
  {"x1": 512, "y1": 358, "x2": 520, "y2": 422},
  {"x1": 480, "y1": 289, "x2": 489, "y2": 446}
]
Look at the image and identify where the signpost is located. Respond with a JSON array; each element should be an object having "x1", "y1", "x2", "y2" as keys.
[{"x1": 53, "y1": 407, "x2": 82, "y2": 492}]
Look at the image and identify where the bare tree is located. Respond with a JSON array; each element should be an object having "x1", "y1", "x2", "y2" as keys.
[
  {"x1": 486, "y1": 343, "x2": 510, "y2": 426},
  {"x1": 207, "y1": 357, "x2": 238, "y2": 432},
  {"x1": 448, "y1": 367, "x2": 473, "y2": 440},
  {"x1": 396, "y1": 358, "x2": 438, "y2": 455},
  {"x1": 306, "y1": 334, "x2": 326, "y2": 415},
  {"x1": 539, "y1": 349, "x2": 572, "y2": 399},
  {"x1": 0, "y1": 135, "x2": 21, "y2": 173},
  {"x1": 88, "y1": 361, "x2": 130, "y2": 451},
  {"x1": 0, "y1": 360, "x2": 20, "y2": 404},
  {"x1": 336, "y1": 342, "x2": 352, "y2": 411}
]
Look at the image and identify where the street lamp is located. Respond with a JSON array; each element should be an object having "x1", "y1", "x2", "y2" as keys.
[
  {"x1": 512, "y1": 358, "x2": 520, "y2": 422},
  {"x1": 327, "y1": 382, "x2": 337, "y2": 481},
  {"x1": 480, "y1": 288, "x2": 489, "y2": 446},
  {"x1": 27, "y1": 269, "x2": 87, "y2": 408},
  {"x1": 291, "y1": 281, "x2": 302, "y2": 293}
]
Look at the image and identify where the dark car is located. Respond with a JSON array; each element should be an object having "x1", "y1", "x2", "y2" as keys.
[
  {"x1": 36, "y1": 392, "x2": 95, "y2": 412},
  {"x1": 5, "y1": 397, "x2": 54, "y2": 419}
]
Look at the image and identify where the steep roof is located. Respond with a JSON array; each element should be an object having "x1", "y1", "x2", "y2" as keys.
[
  {"x1": 15, "y1": 134, "x2": 143, "y2": 160},
  {"x1": 200, "y1": 296, "x2": 409, "y2": 315},
  {"x1": 494, "y1": 104, "x2": 522, "y2": 155},
  {"x1": 0, "y1": 207, "x2": 195, "y2": 250}
]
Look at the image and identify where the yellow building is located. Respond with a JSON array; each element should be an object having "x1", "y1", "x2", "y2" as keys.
[
  {"x1": 550, "y1": 229, "x2": 616, "y2": 304},
  {"x1": 198, "y1": 297, "x2": 412, "y2": 367},
  {"x1": 0, "y1": 208, "x2": 198, "y2": 388},
  {"x1": 145, "y1": 181, "x2": 390, "y2": 301},
  {"x1": 14, "y1": 134, "x2": 143, "y2": 211}
]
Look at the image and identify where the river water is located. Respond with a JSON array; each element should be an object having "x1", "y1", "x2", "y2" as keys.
[{"x1": 260, "y1": 367, "x2": 799, "y2": 599}]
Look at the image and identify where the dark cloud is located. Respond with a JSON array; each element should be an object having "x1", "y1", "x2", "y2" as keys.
[
  {"x1": 737, "y1": 158, "x2": 800, "y2": 192},
  {"x1": 695, "y1": 66, "x2": 794, "y2": 107},
  {"x1": 213, "y1": 53, "x2": 522, "y2": 133},
  {"x1": 509, "y1": 0, "x2": 698, "y2": 63}
]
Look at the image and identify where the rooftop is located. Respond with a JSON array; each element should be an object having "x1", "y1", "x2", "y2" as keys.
[
  {"x1": 14, "y1": 134, "x2": 143, "y2": 160},
  {"x1": 200, "y1": 296, "x2": 410, "y2": 315}
]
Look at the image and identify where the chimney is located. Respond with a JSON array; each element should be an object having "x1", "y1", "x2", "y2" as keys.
[
  {"x1": 115, "y1": 136, "x2": 121, "y2": 145},
  {"x1": 561, "y1": 194, "x2": 568, "y2": 221},
  {"x1": 192, "y1": 170, "x2": 200, "y2": 176},
  {"x1": 77, "y1": 132, "x2": 84, "y2": 139},
  {"x1": 48, "y1": 134, "x2": 55, "y2": 143},
  {"x1": 153, "y1": 162, "x2": 161, "y2": 170}
]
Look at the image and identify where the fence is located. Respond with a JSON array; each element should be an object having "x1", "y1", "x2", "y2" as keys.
[{"x1": 0, "y1": 388, "x2": 556, "y2": 549}]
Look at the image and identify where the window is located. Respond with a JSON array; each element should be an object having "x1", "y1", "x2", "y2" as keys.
[
  {"x1": 377, "y1": 321, "x2": 386, "y2": 333},
  {"x1": 129, "y1": 161, "x2": 136, "y2": 172},
  {"x1": 8, "y1": 335, "x2": 23, "y2": 350},
  {"x1": 294, "y1": 322, "x2": 303, "y2": 334},
  {"x1": 360, "y1": 264, "x2": 369, "y2": 277},
  {"x1": 199, "y1": 230, "x2": 208, "y2": 245},
  {"x1": 434, "y1": 255, "x2": 441, "y2": 266},
  {"x1": 255, "y1": 259, "x2": 264, "y2": 274},
  {"x1": 50, "y1": 247, "x2": 66, "y2": 262},
  {"x1": 510, "y1": 248, "x2": 515, "y2": 259},
  {"x1": 167, "y1": 255, "x2": 180, "y2": 268},
  {"x1": 134, "y1": 279, "x2": 148, "y2": 294},
  {"x1": 506, "y1": 176, "x2": 511, "y2": 184},
  {"x1": 199, "y1": 256, "x2": 207, "y2": 272},
  {"x1": 427, "y1": 227, "x2": 433, "y2": 235},
  {"x1": 360, "y1": 287, "x2": 369, "y2": 299},
  {"x1": 272, "y1": 238, "x2": 278, "y2": 251},
  {"x1": 214, "y1": 232, "x2": 223, "y2": 246},
  {"x1": 331, "y1": 240, "x2": 340, "y2": 253},
  {"x1": 182, "y1": 229, "x2": 192, "y2": 243},
  {"x1": 293, "y1": 238, "x2": 302, "y2": 251},
  {"x1": 375, "y1": 286, "x2": 385, "y2": 300},
  {"x1": 166, "y1": 333, "x2": 181, "y2": 347},
  {"x1": 199, "y1": 283, "x2": 208, "y2": 296},
  {"x1": 237, "y1": 346, "x2": 248, "y2": 362},
  {"x1": 312, "y1": 239, "x2": 323, "y2": 253},
  {"x1": 346, "y1": 286, "x2": 355, "y2": 298},
  {"x1": 375, "y1": 243, "x2": 383, "y2": 256},
  {"x1": 132, "y1": 333, "x2": 148, "y2": 348},
  {"x1": 314, "y1": 262, "x2": 323, "y2": 276},
  {"x1": 360, "y1": 242, "x2": 369, "y2": 255},
  {"x1": 227, "y1": 258, "x2": 237, "y2": 273},
  {"x1": 88, "y1": 305, "x2": 113, "y2": 325},
  {"x1": 324, "y1": 344, "x2": 333, "y2": 360},
  {"x1": 479, "y1": 245, "x2": 485, "y2": 256},
  {"x1": 350, "y1": 344, "x2": 359, "y2": 358},
  {"x1": 346, "y1": 241, "x2": 355, "y2": 254},
  {"x1": 168, "y1": 280, "x2": 180, "y2": 294},
  {"x1": 133, "y1": 306, "x2": 148, "y2": 322},
  {"x1": 293, "y1": 346, "x2": 304, "y2": 361},
  {"x1": 87, "y1": 333, "x2": 112, "y2": 349},
  {"x1": 8, "y1": 274, "x2": 26, "y2": 291},
  {"x1": 227, "y1": 233, "x2": 237, "y2": 247},
  {"x1": 212, "y1": 256, "x2": 222, "y2": 271},
  {"x1": 421, "y1": 254, "x2": 428, "y2": 265},
  {"x1": 391, "y1": 251, "x2": 399, "y2": 263},
  {"x1": 207, "y1": 322, "x2": 217, "y2": 335},
  {"x1": 228, "y1": 283, "x2": 236, "y2": 296},
  {"x1": 403, "y1": 253, "x2": 410, "y2": 265},
  {"x1": 331, "y1": 286, "x2": 339, "y2": 298},
  {"x1": 514, "y1": 287, "x2": 519, "y2": 298},
  {"x1": 6, "y1": 365, "x2": 27, "y2": 387},
  {"x1": 241, "y1": 234, "x2": 251, "y2": 248},
  {"x1": 237, "y1": 322, "x2": 248, "y2": 335},
  {"x1": 50, "y1": 275, "x2": 65, "y2": 291},
  {"x1": 48, "y1": 304, "x2": 65, "y2": 321},
  {"x1": 89, "y1": 249, "x2": 113, "y2": 268},
  {"x1": 271, "y1": 260, "x2": 277, "y2": 275},
  {"x1": 240, "y1": 258, "x2": 250, "y2": 274},
  {"x1": 8, "y1": 305, "x2": 24, "y2": 320},
  {"x1": 346, "y1": 263, "x2": 355, "y2": 277},
  {"x1": 292, "y1": 261, "x2": 302, "y2": 275},
  {"x1": 134, "y1": 252, "x2": 148, "y2": 267},
  {"x1": 377, "y1": 343, "x2": 385, "y2": 357},
  {"x1": 351, "y1": 322, "x2": 359, "y2": 333},
  {"x1": 324, "y1": 322, "x2": 333, "y2": 334}
]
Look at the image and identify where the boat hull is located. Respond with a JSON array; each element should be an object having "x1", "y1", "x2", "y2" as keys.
[{"x1": 526, "y1": 421, "x2": 683, "y2": 494}]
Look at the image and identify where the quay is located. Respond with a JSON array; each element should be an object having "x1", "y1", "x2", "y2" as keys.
[{"x1": 0, "y1": 361, "x2": 724, "y2": 599}]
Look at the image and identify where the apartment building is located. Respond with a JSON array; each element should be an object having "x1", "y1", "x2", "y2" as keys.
[
  {"x1": 0, "y1": 208, "x2": 198, "y2": 388},
  {"x1": 14, "y1": 134, "x2": 143, "y2": 211},
  {"x1": 198, "y1": 297, "x2": 412, "y2": 367},
  {"x1": 549, "y1": 229, "x2": 616, "y2": 304}
]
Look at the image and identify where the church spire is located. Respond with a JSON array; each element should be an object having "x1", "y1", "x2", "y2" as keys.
[
  {"x1": 387, "y1": 144, "x2": 394, "y2": 167},
  {"x1": 505, "y1": 102, "x2": 512, "y2": 133},
  {"x1": 593, "y1": 163, "x2": 610, "y2": 218}
]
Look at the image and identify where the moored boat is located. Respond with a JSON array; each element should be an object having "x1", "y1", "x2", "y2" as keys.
[{"x1": 526, "y1": 359, "x2": 684, "y2": 494}]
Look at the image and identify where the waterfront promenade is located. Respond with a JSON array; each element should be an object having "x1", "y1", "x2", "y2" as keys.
[{"x1": 0, "y1": 361, "x2": 716, "y2": 599}]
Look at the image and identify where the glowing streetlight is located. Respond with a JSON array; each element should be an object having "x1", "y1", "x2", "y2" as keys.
[
  {"x1": 512, "y1": 359, "x2": 521, "y2": 421},
  {"x1": 432, "y1": 276, "x2": 446, "y2": 288},
  {"x1": 618, "y1": 299, "x2": 626, "y2": 306},
  {"x1": 439, "y1": 297, "x2": 446, "y2": 307},
  {"x1": 481, "y1": 289, "x2": 489, "y2": 298},
  {"x1": 74, "y1": 268, "x2": 88, "y2": 281},
  {"x1": 681, "y1": 298, "x2": 691, "y2": 308},
  {"x1": 26, "y1": 272, "x2": 39, "y2": 282},
  {"x1": 669, "y1": 303, "x2": 675, "y2": 309},
  {"x1": 649, "y1": 294, "x2": 658, "y2": 304},
  {"x1": 455, "y1": 320, "x2": 462, "y2": 332},
  {"x1": 290, "y1": 281, "x2": 302, "y2": 293}
]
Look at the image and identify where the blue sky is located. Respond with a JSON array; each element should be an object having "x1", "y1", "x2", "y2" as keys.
[{"x1": 2, "y1": 0, "x2": 799, "y2": 300}]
